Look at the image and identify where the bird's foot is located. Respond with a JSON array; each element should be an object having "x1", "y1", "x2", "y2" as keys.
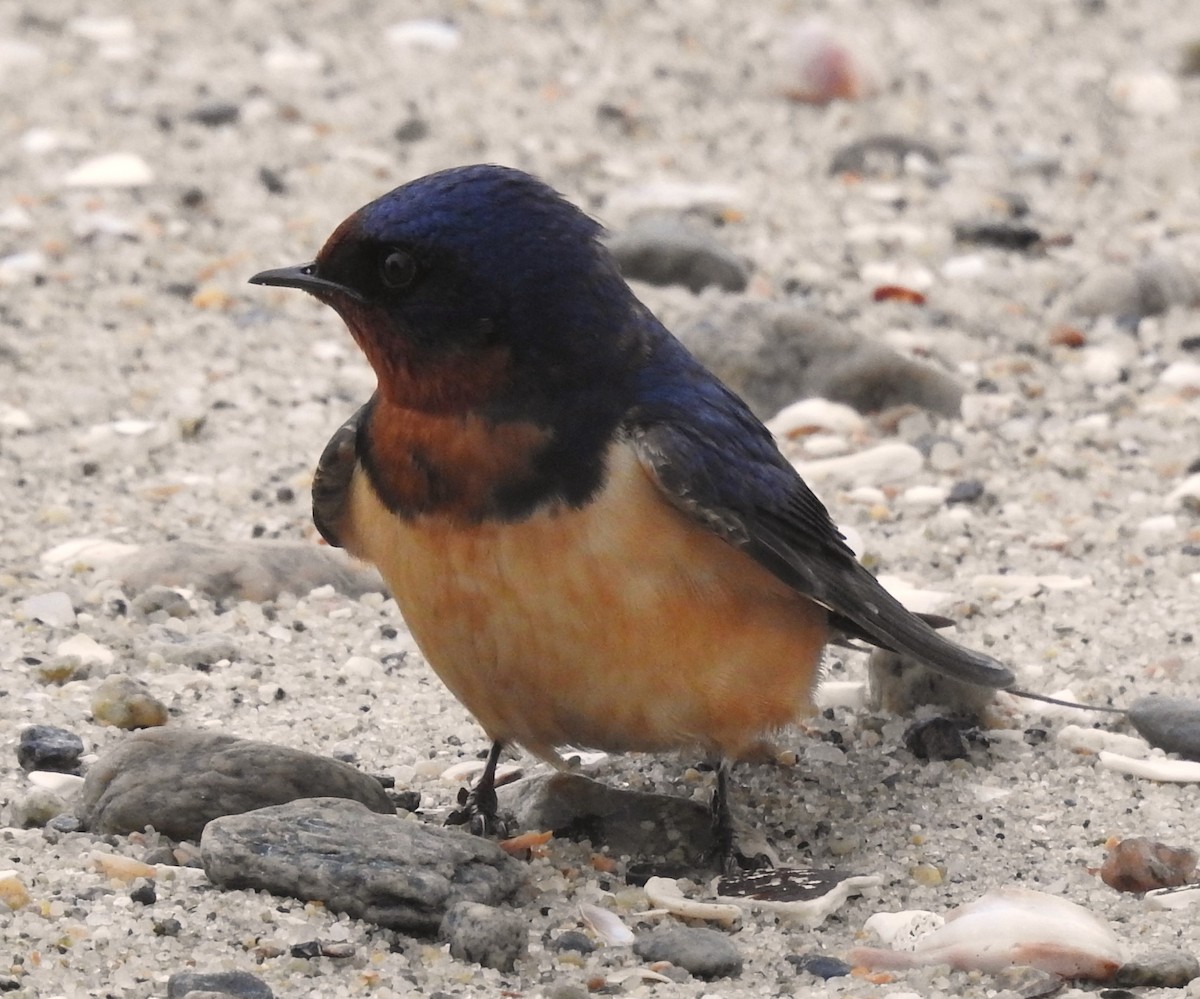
[
  {"x1": 709, "y1": 761, "x2": 773, "y2": 874},
  {"x1": 445, "y1": 784, "x2": 511, "y2": 837}
]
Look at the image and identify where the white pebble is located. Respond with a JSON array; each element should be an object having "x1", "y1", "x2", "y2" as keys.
[
  {"x1": 813, "y1": 680, "x2": 867, "y2": 710},
  {"x1": 17, "y1": 592, "x2": 77, "y2": 628},
  {"x1": 67, "y1": 15, "x2": 136, "y2": 42},
  {"x1": 846, "y1": 486, "x2": 887, "y2": 506},
  {"x1": 110, "y1": 419, "x2": 157, "y2": 436},
  {"x1": 876, "y1": 575, "x2": 955, "y2": 615},
  {"x1": 1137, "y1": 514, "x2": 1177, "y2": 536},
  {"x1": 28, "y1": 771, "x2": 85, "y2": 795},
  {"x1": 261, "y1": 45, "x2": 326, "y2": 74},
  {"x1": 55, "y1": 634, "x2": 115, "y2": 666},
  {"x1": 0, "y1": 206, "x2": 33, "y2": 231},
  {"x1": 860, "y1": 260, "x2": 934, "y2": 290},
  {"x1": 1161, "y1": 361, "x2": 1200, "y2": 390},
  {"x1": 386, "y1": 19, "x2": 461, "y2": 51},
  {"x1": 864, "y1": 909, "x2": 944, "y2": 948},
  {"x1": 767, "y1": 397, "x2": 865, "y2": 438},
  {"x1": 898, "y1": 485, "x2": 948, "y2": 509},
  {"x1": 1077, "y1": 345, "x2": 1130, "y2": 386},
  {"x1": 1146, "y1": 885, "x2": 1200, "y2": 911},
  {"x1": 1108, "y1": 69, "x2": 1182, "y2": 117},
  {"x1": 0, "y1": 404, "x2": 34, "y2": 430},
  {"x1": 63, "y1": 153, "x2": 154, "y2": 188},
  {"x1": 941, "y1": 254, "x2": 988, "y2": 280},
  {"x1": 339, "y1": 655, "x2": 382, "y2": 681},
  {"x1": 0, "y1": 39, "x2": 47, "y2": 75},
  {"x1": 795, "y1": 442, "x2": 923, "y2": 487}
]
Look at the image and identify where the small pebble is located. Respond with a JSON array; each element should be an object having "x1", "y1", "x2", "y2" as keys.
[
  {"x1": 92, "y1": 851, "x2": 157, "y2": 883},
  {"x1": 17, "y1": 592, "x2": 76, "y2": 628},
  {"x1": 947, "y1": 479, "x2": 986, "y2": 504},
  {"x1": 166, "y1": 970, "x2": 275, "y2": 999},
  {"x1": 1108, "y1": 69, "x2": 1183, "y2": 116},
  {"x1": 786, "y1": 953, "x2": 852, "y2": 979},
  {"x1": 607, "y1": 216, "x2": 747, "y2": 293},
  {"x1": 1128, "y1": 696, "x2": 1200, "y2": 760},
  {"x1": 17, "y1": 725, "x2": 84, "y2": 773},
  {"x1": 187, "y1": 101, "x2": 240, "y2": 127},
  {"x1": 54, "y1": 634, "x2": 115, "y2": 666},
  {"x1": 1113, "y1": 951, "x2": 1200, "y2": 988},
  {"x1": 90, "y1": 675, "x2": 169, "y2": 729},
  {"x1": 63, "y1": 152, "x2": 154, "y2": 188},
  {"x1": 1100, "y1": 837, "x2": 1196, "y2": 894},
  {"x1": 9, "y1": 787, "x2": 67, "y2": 828},
  {"x1": 775, "y1": 18, "x2": 878, "y2": 104},
  {"x1": 633, "y1": 926, "x2": 744, "y2": 980},
  {"x1": 440, "y1": 901, "x2": 529, "y2": 972},
  {"x1": 904, "y1": 718, "x2": 969, "y2": 761},
  {"x1": 130, "y1": 880, "x2": 157, "y2": 905},
  {"x1": 0, "y1": 872, "x2": 31, "y2": 910},
  {"x1": 953, "y1": 220, "x2": 1042, "y2": 251},
  {"x1": 551, "y1": 930, "x2": 595, "y2": 955}
]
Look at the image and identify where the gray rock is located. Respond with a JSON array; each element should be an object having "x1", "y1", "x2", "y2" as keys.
[
  {"x1": 166, "y1": 970, "x2": 274, "y2": 999},
  {"x1": 633, "y1": 926, "x2": 744, "y2": 980},
  {"x1": 828, "y1": 134, "x2": 943, "y2": 179},
  {"x1": 77, "y1": 728, "x2": 394, "y2": 840},
  {"x1": 110, "y1": 540, "x2": 384, "y2": 602},
  {"x1": 131, "y1": 585, "x2": 194, "y2": 618},
  {"x1": 440, "y1": 900, "x2": 529, "y2": 971},
  {"x1": 1128, "y1": 696, "x2": 1200, "y2": 761},
  {"x1": 499, "y1": 772, "x2": 716, "y2": 865},
  {"x1": 675, "y1": 300, "x2": 962, "y2": 418},
  {"x1": 1069, "y1": 254, "x2": 1199, "y2": 324},
  {"x1": 607, "y1": 216, "x2": 748, "y2": 293},
  {"x1": 904, "y1": 717, "x2": 970, "y2": 761},
  {"x1": 17, "y1": 724, "x2": 84, "y2": 773},
  {"x1": 91, "y1": 675, "x2": 169, "y2": 730},
  {"x1": 201, "y1": 797, "x2": 526, "y2": 933},
  {"x1": 10, "y1": 787, "x2": 68, "y2": 828},
  {"x1": 1113, "y1": 951, "x2": 1200, "y2": 988}
]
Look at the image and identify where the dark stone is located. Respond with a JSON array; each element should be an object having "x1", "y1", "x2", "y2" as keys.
[
  {"x1": 187, "y1": 101, "x2": 240, "y2": 127},
  {"x1": 153, "y1": 917, "x2": 182, "y2": 937},
  {"x1": 607, "y1": 217, "x2": 748, "y2": 293},
  {"x1": 953, "y1": 220, "x2": 1043, "y2": 251},
  {"x1": 17, "y1": 724, "x2": 84, "y2": 773},
  {"x1": 786, "y1": 953, "x2": 852, "y2": 979},
  {"x1": 633, "y1": 926, "x2": 743, "y2": 980},
  {"x1": 1113, "y1": 951, "x2": 1200, "y2": 988},
  {"x1": 111, "y1": 540, "x2": 384, "y2": 603},
  {"x1": 440, "y1": 901, "x2": 529, "y2": 971},
  {"x1": 551, "y1": 930, "x2": 595, "y2": 955},
  {"x1": 258, "y1": 167, "x2": 286, "y2": 195},
  {"x1": 947, "y1": 479, "x2": 986, "y2": 504},
  {"x1": 130, "y1": 881, "x2": 157, "y2": 905},
  {"x1": 166, "y1": 970, "x2": 275, "y2": 999},
  {"x1": 498, "y1": 772, "x2": 716, "y2": 866},
  {"x1": 77, "y1": 728, "x2": 395, "y2": 840},
  {"x1": 675, "y1": 301, "x2": 962, "y2": 419},
  {"x1": 1127, "y1": 696, "x2": 1200, "y2": 761},
  {"x1": 394, "y1": 118, "x2": 430, "y2": 142},
  {"x1": 904, "y1": 717, "x2": 970, "y2": 761},
  {"x1": 201, "y1": 797, "x2": 526, "y2": 934}
]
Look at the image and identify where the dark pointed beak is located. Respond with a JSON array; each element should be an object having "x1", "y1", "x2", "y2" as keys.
[{"x1": 248, "y1": 263, "x2": 365, "y2": 302}]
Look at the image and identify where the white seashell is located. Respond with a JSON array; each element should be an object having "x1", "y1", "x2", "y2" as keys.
[
  {"x1": 0, "y1": 404, "x2": 35, "y2": 429},
  {"x1": 28, "y1": 771, "x2": 84, "y2": 795},
  {"x1": 1108, "y1": 69, "x2": 1182, "y2": 117},
  {"x1": 1161, "y1": 361, "x2": 1200, "y2": 391},
  {"x1": 1057, "y1": 725, "x2": 1150, "y2": 758},
  {"x1": 849, "y1": 887, "x2": 1124, "y2": 980},
  {"x1": 643, "y1": 877, "x2": 741, "y2": 927},
  {"x1": 795, "y1": 442, "x2": 923, "y2": 488},
  {"x1": 863, "y1": 909, "x2": 944, "y2": 949},
  {"x1": 860, "y1": 260, "x2": 934, "y2": 290},
  {"x1": 898, "y1": 485, "x2": 948, "y2": 509},
  {"x1": 813, "y1": 680, "x2": 867, "y2": 711},
  {"x1": 942, "y1": 254, "x2": 988, "y2": 280},
  {"x1": 579, "y1": 902, "x2": 635, "y2": 946},
  {"x1": 1098, "y1": 751, "x2": 1200, "y2": 783},
  {"x1": 767, "y1": 398, "x2": 865, "y2": 438},
  {"x1": 63, "y1": 153, "x2": 154, "y2": 188},
  {"x1": 606, "y1": 968, "x2": 675, "y2": 985},
  {"x1": 1137, "y1": 514, "x2": 1177, "y2": 536},
  {"x1": 41, "y1": 538, "x2": 140, "y2": 569},
  {"x1": 1145, "y1": 884, "x2": 1200, "y2": 911}
]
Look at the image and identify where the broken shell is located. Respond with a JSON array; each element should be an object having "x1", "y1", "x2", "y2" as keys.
[
  {"x1": 716, "y1": 868, "x2": 882, "y2": 927},
  {"x1": 848, "y1": 887, "x2": 1124, "y2": 981},
  {"x1": 440, "y1": 759, "x2": 523, "y2": 785},
  {"x1": 1098, "y1": 751, "x2": 1200, "y2": 783},
  {"x1": 643, "y1": 877, "x2": 741, "y2": 926},
  {"x1": 579, "y1": 902, "x2": 635, "y2": 946}
]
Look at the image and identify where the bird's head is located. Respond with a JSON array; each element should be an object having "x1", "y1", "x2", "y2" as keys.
[{"x1": 250, "y1": 164, "x2": 642, "y2": 416}]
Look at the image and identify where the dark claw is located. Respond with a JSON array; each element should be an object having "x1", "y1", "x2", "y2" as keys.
[
  {"x1": 444, "y1": 740, "x2": 511, "y2": 838},
  {"x1": 708, "y1": 760, "x2": 774, "y2": 874}
]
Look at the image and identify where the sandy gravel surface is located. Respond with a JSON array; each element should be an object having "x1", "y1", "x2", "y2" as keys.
[{"x1": 3, "y1": 1, "x2": 1200, "y2": 996}]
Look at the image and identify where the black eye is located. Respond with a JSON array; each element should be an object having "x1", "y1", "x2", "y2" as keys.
[{"x1": 380, "y1": 249, "x2": 417, "y2": 290}]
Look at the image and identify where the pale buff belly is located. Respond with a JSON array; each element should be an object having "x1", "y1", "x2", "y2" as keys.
[{"x1": 340, "y1": 442, "x2": 828, "y2": 761}]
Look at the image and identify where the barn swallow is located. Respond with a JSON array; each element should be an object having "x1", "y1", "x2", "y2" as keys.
[{"x1": 250, "y1": 164, "x2": 1013, "y2": 864}]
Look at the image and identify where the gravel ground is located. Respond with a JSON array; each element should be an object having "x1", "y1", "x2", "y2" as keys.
[{"x1": 2, "y1": 1, "x2": 1199, "y2": 997}]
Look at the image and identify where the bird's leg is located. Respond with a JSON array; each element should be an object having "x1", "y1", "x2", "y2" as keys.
[
  {"x1": 709, "y1": 759, "x2": 773, "y2": 874},
  {"x1": 445, "y1": 739, "x2": 510, "y2": 837}
]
